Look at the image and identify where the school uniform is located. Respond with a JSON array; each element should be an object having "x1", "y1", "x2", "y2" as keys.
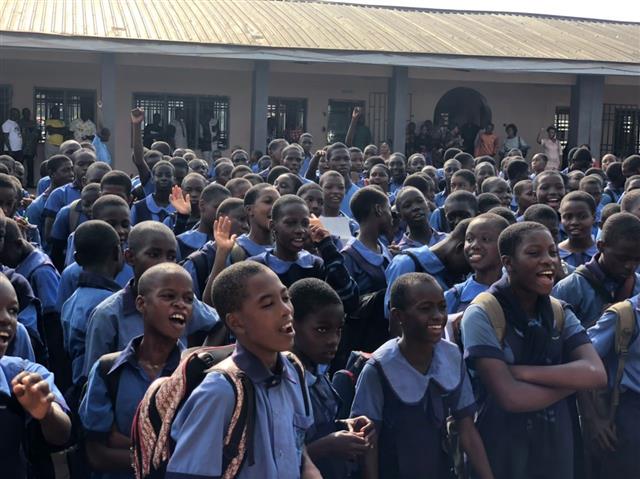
[
  {"x1": 130, "y1": 194, "x2": 176, "y2": 225},
  {"x1": 62, "y1": 271, "x2": 122, "y2": 385},
  {"x1": 350, "y1": 338, "x2": 476, "y2": 479},
  {"x1": 384, "y1": 245, "x2": 451, "y2": 317},
  {"x1": 177, "y1": 228, "x2": 210, "y2": 260},
  {"x1": 15, "y1": 249, "x2": 60, "y2": 317},
  {"x1": 587, "y1": 294, "x2": 640, "y2": 476},
  {"x1": 557, "y1": 243, "x2": 598, "y2": 268},
  {"x1": 166, "y1": 343, "x2": 313, "y2": 479},
  {"x1": 6, "y1": 323, "x2": 36, "y2": 361},
  {"x1": 600, "y1": 185, "x2": 623, "y2": 207},
  {"x1": 56, "y1": 261, "x2": 133, "y2": 313},
  {"x1": 26, "y1": 191, "x2": 51, "y2": 246},
  {"x1": 0, "y1": 356, "x2": 68, "y2": 479},
  {"x1": 64, "y1": 232, "x2": 77, "y2": 267},
  {"x1": 552, "y1": 254, "x2": 640, "y2": 327},
  {"x1": 461, "y1": 277, "x2": 590, "y2": 479},
  {"x1": 389, "y1": 179, "x2": 404, "y2": 194},
  {"x1": 396, "y1": 229, "x2": 448, "y2": 251},
  {"x1": 234, "y1": 234, "x2": 272, "y2": 259},
  {"x1": 429, "y1": 206, "x2": 449, "y2": 233},
  {"x1": 445, "y1": 275, "x2": 491, "y2": 314},
  {"x1": 2, "y1": 266, "x2": 41, "y2": 347},
  {"x1": 80, "y1": 336, "x2": 183, "y2": 479},
  {"x1": 43, "y1": 182, "x2": 82, "y2": 220},
  {"x1": 83, "y1": 279, "x2": 219, "y2": 378},
  {"x1": 36, "y1": 176, "x2": 51, "y2": 196},
  {"x1": 50, "y1": 200, "x2": 88, "y2": 247},
  {"x1": 434, "y1": 190, "x2": 447, "y2": 208},
  {"x1": 181, "y1": 241, "x2": 217, "y2": 300},
  {"x1": 340, "y1": 182, "x2": 360, "y2": 218},
  {"x1": 300, "y1": 152, "x2": 313, "y2": 176},
  {"x1": 342, "y1": 238, "x2": 393, "y2": 296}
]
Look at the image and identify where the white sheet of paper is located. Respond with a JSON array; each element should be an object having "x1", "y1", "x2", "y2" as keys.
[{"x1": 319, "y1": 215, "x2": 353, "y2": 242}]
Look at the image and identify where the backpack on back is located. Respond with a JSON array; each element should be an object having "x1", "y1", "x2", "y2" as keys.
[{"x1": 331, "y1": 350, "x2": 372, "y2": 419}]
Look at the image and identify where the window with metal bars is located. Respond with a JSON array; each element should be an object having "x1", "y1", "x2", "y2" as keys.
[
  {"x1": 267, "y1": 97, "x2": 307, "y2": 143},
  {"x1": 0, "y1": 85, "x2": 11, "y2": 124},
  {"x1": 133, "y1": 93, "x2": 230, "y2": 150},
  {"x1": 33, "y1": 88, "x2": 96, "y2": 142},
  {"x1": 601, "y1": 104, "x2": 640, "y2": 158},
  {"x1": 554, "y1": 107, "x2": 570, "y2": 150}
]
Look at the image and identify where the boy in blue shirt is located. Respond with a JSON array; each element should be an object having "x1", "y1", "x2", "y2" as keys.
[
  {"x1": 130, "y1": 160, "x2": 176, "y2": 224},
  {"x1": 80, "y1": 263, "x2": 193, "y2": 479},
  {"x1": 395, "y1": 186, "x2": 447, "y2": 251},
  {"x1": 166, "y1": 261, "x2": 321, "y2": 479},
  {"x1": 63, "y1": 220, "x2": 123, "y2": 387},
  {"x1": 553, "y1": 212, "x2": 640, "y2": 327},
  {"x1": 326, "y1": 143, "x2": 360, "y2": 218},
  {"x1": 83, "y1": 221, "x2": 218, "y2": 377},
  {"x1": 0, "y1": 274, "x2": 72, "y2": 478}
]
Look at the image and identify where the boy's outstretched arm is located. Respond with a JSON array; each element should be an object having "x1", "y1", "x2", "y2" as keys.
[
  {"x1": 457, "y1": 415, "x2": 494, "y2": 479},
  {"x1": 131, "y1": 108, "x2": 151, "y2": 186}
]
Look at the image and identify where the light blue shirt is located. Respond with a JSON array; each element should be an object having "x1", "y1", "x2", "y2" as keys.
[
  {"x1": 15, "y1": 249, "x2": 60, "y2": 315},
  {"x1": 340, "y1": 182, "x2": 360, "y2": 219},
  {"x1": 43, "y1": 182, "x2": 81, "y2": 218},
  {"x1": 6, "y1": 323, "x2": 36, "y2": 361},
  {"x1": 445, "y1": 275, "x2": 492, "y2": 314},
  {"x1": 92, "y1": 135, "x2": 112, "y2": 166}
]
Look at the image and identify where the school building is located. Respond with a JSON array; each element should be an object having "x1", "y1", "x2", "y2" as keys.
[{"x1": 0, "y1": 0, "x2": 638, "y2": 173}]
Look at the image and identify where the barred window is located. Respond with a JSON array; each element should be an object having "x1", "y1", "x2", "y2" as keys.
[
  {"x1": 267, "y1": 97, "x2": 307, "y2": 143},
  {"x1": 0, "y1": 85, "x2": 11, "y2": 124},
  {"x1": 34, "y1": 88, "x2": 96, "y2": 142},
  {"x1": 554, "y1": 106, "x2": 570, "y2": 150}
]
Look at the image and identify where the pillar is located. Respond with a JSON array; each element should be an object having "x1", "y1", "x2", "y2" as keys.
[
  {"x1": 569, "y1": 75, "x2": 604, "y2": 155},
  {"x1": 388, "y1": 66, "x2": 409, "y2": 154},
  {"x1": 250, "y1": 60, "x2": 269, "y2": 152},
  {"x1": 100, "y1": 53, "x2": 116, "y2": 164}
]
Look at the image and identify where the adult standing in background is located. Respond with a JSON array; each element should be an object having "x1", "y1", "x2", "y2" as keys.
[
  {"x1": 143, "y1": 113, "x2": 165, "y2": 149},
  {"x1": 345, "y1": 106, "x2": 372, "y2": 150},
  {"x1": 537, "y1": 125, "x2": 563, "y2": 170},
  {"x1": 2, "y1": 107, "x2": 23, "y2": 163},
  {"x1": 474, "y1": 123, "x2": 499, "y2": 158},
  {"x1": 45, "y1": 107, "x2": 66, "y2": 159},
  {"x1": 20, "y1": 108, "x2": 39, "y2": 187},
  {"x1": 499, "y1": 123, "x2": 529, "y2": 159},
  {"x1": 69, "y1": 106, "x2": 96, "y2": 142},
  {"x1": 170, "y1": 107, "x2": 188, "y2": 149}
]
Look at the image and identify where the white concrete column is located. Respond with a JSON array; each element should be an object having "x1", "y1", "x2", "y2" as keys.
[
  {"x1": 250, "y1": 60, "x2": 269, "y2": 152},
  {"x1": 569, "y1": 75, "x2": 604, "y2": 155},
  {"x1": 388, "y1": 66, "x2": 409, "y2": 154},
  {"x1": 100, "y1": 53, "x2": 116, "y2": 164}
]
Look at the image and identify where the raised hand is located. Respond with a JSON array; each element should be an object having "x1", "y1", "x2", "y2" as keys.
[
  {"x1": 12, "y1": 371, "x2": 55, "y2": 420},
  {"x1": 170, "y1": 185, "x2": 191, "y2": 215},
  {"x1": 213, "y1": 216, "x2": 236, "y2": 253},
  {"x1": 131, "y1": 107, "x2": 145, "y2": 125},
  {"x1": 352, "y1": 106, "x2": 362, "y2": 120}
]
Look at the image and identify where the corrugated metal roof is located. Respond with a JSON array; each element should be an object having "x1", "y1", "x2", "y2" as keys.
[{"x1": 0, "y1": 0, "x2": 638, "y2": 64}]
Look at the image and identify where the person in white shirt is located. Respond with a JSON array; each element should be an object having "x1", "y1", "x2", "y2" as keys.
[
  {"x1": 170, "y1": 108, "x2": 188, "y2": 150},
  {"x1": 537, "y1": 125, "x2": 563, "y2": 171},
  {"x1": 1, "y1": 108, "x2": 23, "y2": 162},
  {"x1": 69, "y1": 108, "x2": 96, "y2": 142}
]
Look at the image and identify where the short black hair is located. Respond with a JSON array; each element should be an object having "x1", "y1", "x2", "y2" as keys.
[
  {"x1": 601, "y1": 203, "x2": 620, "y2": 227},
  {"x1": 211, "y1": 261, "x2": 274, "y2": 320},
  {"x1": 267, "y1": 138, "x2": 289, "y2": 156},
  {"x1": 624, "y1": 174, "x2": 640, "y2": 191},
  {"x1": 451, "y1": 169, "x2": 476, "y2": 187},
  {"x1": 128, "y1": 221, "x2": 176, "y2": 253},
  {"x1": 225, "y1": 178, "x2": 252, "y2": 197},
  {"x1": 0, "y1": 173, "x2": 18, "y2": 195},
  {"x1": 201, "y1": 182, "x2": 231, "y2": 204},
  {"x1": 498, "y1": 221, "x2": 551, "y2": 257},
  {"x1": 74, "y1": 220, "x2": 120, "y2": 267},
  {"x1": 601, "y1": 212, "x2": 640, "y2": 243},
  {"x1": 532, "y1": 170, "x2": 564, "y2": 190},
  {"x1": 266, "y1": 166, "x2": 291, "y2": 185},
  {"x1": 481, "y1": 176, "x2": 509, "y2": 194},
  {"x1": 453, "y1": 152, "x2": 474, "y2": 169},
  {"x1": 138, "y1": 263, "x2": 192, "y2": 297},
  {"x1": 101, "y1": 170, "x2": 132, "y2": 193},
  {"x1": 150, "y1": 141, "x2": 172, "y2": 156},
  {"x1": 92, "y1": 194, "x2": 130, "y2": 219},
  {"x1": 325, "y1": 142, "x2": 349, "y2": 161},
  {"x1": 216, "y1": 197, "x2": 244, "y2": 217},
  {"x1": 477, "y1": 192, "x2": 502, "y2": 213},
  {"x1": 389, "y1": 272, "x2": 441, "y2": 311},
  {"x1": 403, "y1": 173, "x2": 433, "y2": 196},
  {"x1": 231, "y1": 165, "x2": 253, "y2": 178},
  {"x1": 622, "y1": 155, "x2": 640, "y2": 176},
  {"x1": 506, "y1": 159, "x2": 529, "y2": 180},
  {"x1": 244, "y1": 173, "x2": 264, "y2": 185},
  {"x1": 170, "y1": 157, "x2": 189, "y2": 169},
  {"x1": 443, "y1": 148, "x2": 462, "y2": 162},
  {"x1": 271, "y1": 194, "x2": 307, "y2": 222},
  {"x1": 319, "y1": 170, "x2": 345, "y2": 187},
  {"x1": 276, "y1": 173, "x2": 303, "y2": 193},
  {"x1": 523, "y1": 203, "x2": 558, "y2": 225},
  {"x1": 475, "y1": 156, "x2": 496, "y2": 168},
  {"x1": 488, "y1": 206, "x2": 517, "y2": 224},
  {"x1": 449, "y1": 217, "x2": 473, "y2": 242},
  {"x1": 395, "y1": 186, "x2": 426, "y2": 209},
  {"x1": 152, "y1": 160, "x2": 175, "y2": 174},
  {"x1": 470, "y1": 212, "x2": 511, "y2": 234},
  {"x1": 606, "y1": 162, "x2": 624, "y2": 184},
  {"x1": 290, "y1": 278, "x2": 342, "y2": 322},
  {"x1": 244, "y1": 183, "x2": 277, "y2": 207},
  {"x1": 445, "y1": 190, "x2": 478, "y2": 212},
  {"x1": 560, "y1": 190, "x2": 596, "y2": 215},
  {"x1": 297, "y1": 182, "x2": 322, "y2": 197},
  {"x1": 350, "y1": 185, "x2": 389, "y2": 223},
  {"x1": 513, "y1": 179, "x2": 533, "y2": 196},
  {"x1": 71, "y1": 148, "x2": 96, "y2": 165},
  {"x1": 621, "y1": 190, "x2": 640, "y2": 214},
  {"x1": 47, "y1": 154, "x2": 71, "y2": 175}
]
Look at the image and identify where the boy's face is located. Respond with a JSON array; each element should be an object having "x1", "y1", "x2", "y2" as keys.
[
  {"x1": 73, "y1": 154, "x2": 95, "y2": 184},
  {"x1": 487, "y1": 181, "x2": 512, "y2": 207},
  {"x1": 249, "y1": 188, "x2": 279, "y2": 230},
  {"x1": 0, "y1": 187, "x2": 17, "y2": 217},
  {"x1": 567, "y1": 174, "x2": 583, "y2": 192},
  {"x1": 0, "y1": 279, "x2": 19, "y2": 358},
  {"x1": 444, "y1": 200, "x2": 475, "y2": 230},
  {"x1": 294, "y1": 303, "x2": 344, "y2": 365},
  {"x1": 174, "y1": 166, "x2": 188, "y2": 184},
  {"x1": 300, "y1": 136, "x2": 313, "y2": 153},
  {"x1": 598, "y1": 238, "x2": 640, "y2": 282},
  {"x1": 274, "y1": 175, "x2": 297, "y2": 196},
  {"x1": 232, "y1": 153, "x2": 249, "y2": 167},
  {"x1": 581, "y1": 183, "x2": 602, "y2": 206},
  {"x1": 560, "y1": 200, "x2": 594, "y2": 240},
  {"x1": 80, "y1": 189, "x2": 100, "y2": 219},
  {"x1": 450, "y1": 176, "x2": 474, "y2": 194},
  {"x1": 301, "y1": 189, "x2": 323, "y2": 218},
  {"x1": 388, "y1": 156, "x2": 406, "y2": 181},
  {"x1": 408, "y1": 155, "x2": 426, "y2": 174},
  {"x1": 226, "y1": 206, "x2": 250, "y2": 236},
  {"x1": 321, "y1": 176, "x2": 345, "y2": 211},
  {"x1": 52, "y1": 159, "x2": 75, "y2": 186},
  {"x1": 444, "y1": 161, "x2": 461, "y2": 182},
  {"x1": 153, "y1": 164, "x2": 175, "y2": 191},
  {"x1": 531, "y1": 156, "x2": 547, "y2": 173},
  {"x1": 504, "y1": 230, "x2": 557, "y2": 295},
  {"x1": 465, "y1": 220, "x2": 502, "y2": 273},
  {"x1": 516, "y1": 183, "x2": 536, "y2": 211},
  {"x1": 126, "y1": 233, "x2": 178, "y2": 280},
  {"x1": 328, "y1": 148, "x2": 351, "y2": 179},
  {"x1": 229, "y1": 271, "x2": 295, "y2": 353},
  {"x1": 182, "y1": 177, "x2": 206, "y2": 208},
  {"x1": 282, "y1": 151, "x2": 303, "y2": 175},
  {"x1": 200, "y1": 196, "x2": 226, "y2": 227},
  {"x1": 190, "y1": 161, "x2": 208, "y2": 178},
  {"x1": 97, "y1": 204, "x2": 131, "y2": 245},
  {"x1": 350, "y1": 151, "x2": 364, "y2": 173},
  {"x1": 397, "y1": 189, "x2": 428, "y2": 225},
  {"x1": 137, "y1": 272, "x2": 194, "y2": 341},
  {"x1": 271, "y1": 203, "x2": 309, "y2": 255},
  {"x1": 215, "y1": 165, "x2": 233, "y2": 186},
  {"x1": 369, "y1": 166, "x2": 389, "y2": 190},
  {"x1": 392, "y1": 281, "x2": 446, "y2": 345},
  {"x1": 536, "y1": 175, "x2": 565, "y2": 211}
]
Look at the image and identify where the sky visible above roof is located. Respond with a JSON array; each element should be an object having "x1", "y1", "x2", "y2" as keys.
[{"x1": 331, "y1": 0, "x2": 640, "y2": 22}]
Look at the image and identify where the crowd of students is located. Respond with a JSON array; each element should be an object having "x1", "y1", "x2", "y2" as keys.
[{"x1": 1, "y1": 105, "x2": 640, "y2": 479}]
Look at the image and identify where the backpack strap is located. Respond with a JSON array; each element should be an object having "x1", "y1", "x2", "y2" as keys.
[
  {"x1": 229, "y1": 244, "x2": 248, "y2": 264},
  {"x1": 471, "y1": 292, "x2": 506, "y2": 343},
  {"x1": 549, "y1": 297, "x2": 565, "y2": 333},
  {"x1": 97, "y1": 352, "x2": 123, "y2": 410},
  {"x1": 575, "y1": 265, "x2": 613, "y2": 307},
  {"x1": 401, "y1": 250, "x2": 425, "y2": 274},
  {"x1": 605, "y1": 300, "x2": 637, "y2": 419},
  {"x1": 68, "y1": 198, "x2": 82, "y2": 233},
  {"x1": 284, "y1": 352, "x2": 311, "y2": 417},
  {"x1": 342, "y1": 245, "x2": 387, "y2": 288},
  {"x1": 186, "y1": 249, "x2": 211, "y2": 296},
  {"x1": 134, "y1": 200, "x2": 152, "y2": 223}
]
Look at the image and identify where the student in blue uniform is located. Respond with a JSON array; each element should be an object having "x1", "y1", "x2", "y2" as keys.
[
  {"x1": 130, "y1": 160, "x2": 176, "y2": 224},
  {"x1": 351, "y1": 273, "x2": 494, "y2": 479},
  {"x1": 249, "y1": 195, "x2": 359, "y2": 313},
  {"x1": 557, "y1": 191, "x2": 598, "y2": 268},
  {"x1": 83, "y1": 221, "x2": 219, "y2": 377},
  {"x1": 587, "y1": 293, "x2": 640, "y2": 477},
  {"x1": 445, "y1": 213, "x2": 509, "y2": 314},
  {"x1": 319, "y1": 171, "x2": 359, "y2": 237},
  {"x1": 481, "y1": 177, "x2": 512, "y2": 210},
  {"x1": 326, "y1": 143, "x2": 360, "y2": 218},
  {"x1": 430, "y1": 190, "x2": 478, "y2": 233},
  {"x1": 164, "y1": 173, "x2": 208, "y2": 237},
  {"x1": 43, "y1": 147, "x2": 96, "y2": 241},
  {"x1": 388, "y1": 153, "x2": 407, "y2": 193},
  {"x1": 99, "y1": 170, "x2": 133, "y2": 203},
  {"x1": 290, "y1": 278, "x2": 376, "y2": 479},
  {"x1": 434, "y1": 158, "x2": 461, "y2": 207},
  {"x1": 80, "y1": 263, "x2": 192, "y2": 479},
  {"x1": 298, "y1": 182, "x2": 323, "y2": 218},
  {"x1": 62, "y1": 220, "x2": 123, "y2": 387},
  {"x1": 395, "y1": 186, "x2": 447, "y2": 251},
  {"x1": 342, "y1": 186, "x2": 394, "y2": 296},
  {"x1": 0, "y1": 274, "x2": 72, "y2": 479},
  {"x1": 56, "y1": 195, "x2": 133, "y2": 312},
  {"x1": 579, "y1": 174, "x2": 604, "y2": 226},
  {"x1": 553, "y1": 213, "x2": 640, "y2": 327},
  {"x1": 461, "y1": 222, "x2": 607, "y2": 479},
  {"x1": 621, "y1": 189, "x2": 640, "y2": 219},
  {"x1": 512, "y1": 179, "x2": 535, "y2": 219},
  {"x1": 167, "y1": 262, "x2": 321, "y2": 479},
  {"x1": 534, "y1": 170, "x2": 565, "y2": 215}
]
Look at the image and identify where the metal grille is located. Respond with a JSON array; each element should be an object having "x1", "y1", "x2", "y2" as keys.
[
  {"x1": 267, "y1": 97, "x2": 307, "y2": 143},
  {"x1": 326, "y1": 99, "x2": 365, "y2": 145},
  {"x1": 438, "y1": 112, "x2": 449, "y2": 128},
  {"x1": 34, "y1": 88, "x2": 96, "y2": 142},
  {"x1": 0, "y1": 85, "x2": 11, "y2": 124},
  {"x1": 554, "y1": 106, "x2": 570, "y2": 149},
  {"x1": 368, "y1": 92, "x2": 388, "y2": 145},
  {"x1": 601, "y1": 104, "x2": 640, "y2": 158}
]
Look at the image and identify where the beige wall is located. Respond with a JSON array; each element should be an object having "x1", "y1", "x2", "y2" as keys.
[{"x1": 1, "y1": 50, "x2": 638, "y2": 177}]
